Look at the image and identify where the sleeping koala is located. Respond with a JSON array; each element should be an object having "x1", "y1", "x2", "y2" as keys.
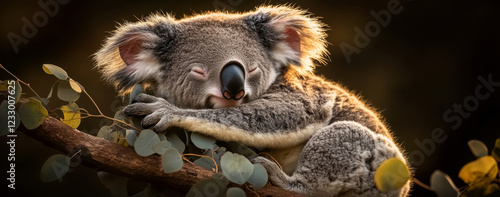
[{"x1": 95, "y1": 5, "x2": 411, "y2": 197}]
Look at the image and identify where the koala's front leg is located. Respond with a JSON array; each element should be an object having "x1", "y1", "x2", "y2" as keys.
[{"x1": 124, "y1": 93, "x2": 332, "y2": 149}]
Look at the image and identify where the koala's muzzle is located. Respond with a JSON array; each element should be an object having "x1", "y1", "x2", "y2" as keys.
[{"x1": 220, "y1": 63, "x2": 245, "y2": 100}]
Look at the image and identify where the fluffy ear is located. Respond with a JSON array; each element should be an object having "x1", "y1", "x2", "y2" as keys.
[
  {"x1": 94, "y1": 14, "x2": 176, "y2": 93},
  {"x1": 244, "y1": 6, "x2": 328, "y2": 74}
]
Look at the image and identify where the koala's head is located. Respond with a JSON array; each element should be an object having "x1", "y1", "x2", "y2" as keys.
[{"x1": 95, "y1": 5, "x2": 327, "y2": 109}]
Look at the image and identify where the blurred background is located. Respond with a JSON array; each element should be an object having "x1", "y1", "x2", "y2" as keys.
[{"x1": 1, "y1": 0, "x2": 499, "y2": 196}]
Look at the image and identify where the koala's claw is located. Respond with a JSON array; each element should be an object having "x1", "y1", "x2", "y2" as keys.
[
  {"x1": 132, "y1": 93, "x2": 160, "y2": 104},
  {"x1": 124, "y1": 94, "x2": 179, "y2": 132}
]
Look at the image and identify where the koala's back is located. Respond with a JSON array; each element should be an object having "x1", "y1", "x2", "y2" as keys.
[{"x1": 269, "y1": 73, "x2": 392, "y2": 138}]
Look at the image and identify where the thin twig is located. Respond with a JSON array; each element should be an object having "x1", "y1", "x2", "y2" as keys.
[
  {"x1": 1, "y1": 64, "x2": 48, "y2": 106},
  {"x1": 412, "y1": 178, "x2": 434, "y2": 192},
  {"x1": 182, "y1": 153, "x2": 219, "y2": 173}
]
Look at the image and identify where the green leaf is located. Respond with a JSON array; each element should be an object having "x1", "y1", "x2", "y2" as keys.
[
  {"x1": 97, "y1": 126, "x2": 112, "y2": 139},
  {"x1": 225, "y1": 142, "x2": 257, "y2": 157},
  {"x1": 40, "y1": 154, "x2": 71, "y2": 183},
  {"x1": 134, "y1": 129, "x2": 160, "y2": 157},
  {"x1": 43, "y1": 64, "x2": 68, "y2": 80},
  {"x1": 107, "y1": 131, "x2": 124, "y2": 143},
  {"x1": 430, "y1": 170, "x2": 458, "y2": 197},
  {"x1": 153, "y1": 141, "x2": 172, "y2": 155},
  {"x1": 374, "y1": 157, "x2": 411, "y2": 192},
  {"x1": 167, "y1": 132, "x2": 186, "y2": 154},
  {"x1": 0, "y1": 80, "x2": 22, "y2": 104},
  {"x1": 129, "y1": 84, "x2": 143, "y2": 104},
  {"x1": 226, "y1": 187, "x2": 245, "y2": 197},
  {"x1": 161, "y1": 148, "x2": 183, "y2": 173},
  {"x1": 126, "y1": 129, "x2": 138, "y2": 146},
  {"x1": 186, "y1": 176, "x2": 227, "y2": 197},
  {"x1": 57, "y1": 80, "x2": 80, "y2": 102},
  {"x1": 97, "y1": 171, "x2": 128, "y2": 197},
  {"x1": 247, "y1": 164, "x2": 268, "y2": 190},
  {"x1": 459, "y1": 156, "x2": 498, "y2": 185},
  {"x1": 205, "y1": 149, "x2": 221, "y2": 172},
  {"x1": 220, "y1": 152, "x2": 254, "y2": 184},
  {"x1": 34, "y1": 97, "x2": 49, "y2": 107},
  {"x1": 191, "y1": 132, "x2": 216, "y2": 149},
  {"x1": 60, "y1": 103, "x2": 81, "y2": 129},
  {"x1": 492, "y1": 139, "x2": 500, "y2": 162},
  {"x1": 194, "y1": 157, "x2": 217, "y2": 172},
  {"x1": 0, "y1": 100, "x2": 20, "y2": 136},
  {"x1": 19, "y1": 98, "x2": 48, "y2": 129},
  {"x1": 468, "y1": 140, "x2": 489, "y2": 158}
]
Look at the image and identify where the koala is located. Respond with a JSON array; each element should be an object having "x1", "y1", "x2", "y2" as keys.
[{"x1": 94, "y1": 5, "x2": 411, "y2": 197}]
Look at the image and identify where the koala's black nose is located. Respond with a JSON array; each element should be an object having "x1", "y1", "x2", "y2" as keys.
[{"x1": 220, "y1": 63, "x2": 245, "y2": 100}]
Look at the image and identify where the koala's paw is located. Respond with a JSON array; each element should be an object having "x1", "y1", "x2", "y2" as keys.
[
  {"x1": 251, "y1": 156, "x2": 283, "y2": 177},
  {"x1": 124, "y1": 93, "x2": 178, "y2": 132}
]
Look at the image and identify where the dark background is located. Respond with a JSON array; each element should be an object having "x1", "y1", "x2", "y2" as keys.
[{"x1": 1, "y1": 0, "x2": 499, "y2": 196}]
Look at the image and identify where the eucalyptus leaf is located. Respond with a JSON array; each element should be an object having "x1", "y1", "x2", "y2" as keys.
[
  {"x1": 60, "y1": 103, "x2": 81, "y2": 129},
  {"x1": 374, "y1": 157, "x2": 411, "y2": 192},
  {"x1": 40, "y1": 154, "x2": 71, "y2": 183},
  {"x1": 191, "y1": 132, "x2": 216, "y2": 149},
  {"x1": 247, "y1": 164, "x2": 268, "y2": 190},
  {"x1": 194, "y1": 157, "x2": 217, "y2": 172},
  {"x1": 226, "y1": 187, "x2": 246, "y2": 197},
  {"x1": 430, "y1": 170, "x2": 459, "y2": 197},
  {"x1": 126, "y1": 129, "x2": 138, "y2": 146},
  {"x1": 468, "y1": 140, "x2": 488, "y2": 158},
  {"x1": 107, "y1": 131, "x2": 124, "y2": 143},
  {"x1": 153, "y1": 141, "x2": 172, "y2": 155},
  {"x1": 186, "y1": 177, "x2": 227, "y2": 197},
  {"x1": 134, "y1": 129, "x2": 160, "y2": 157},
  {"x1": 42, "y1": 64, "x2": 68, "y2": 80},
  {"x1": 205, "y1": 149, "x2": 221, "y2": 172},
  {"x1": 220, "y1": 152, "x2": 253, "y2": 184},
  {"x1": 68, "y1": 79, "x2": 82, "y2": 93},
  {"x1": 97, "y1": 126, "x2": 112, "y2": 139},
  {"x1": 161, "y1": 148, "x2": 183, "y2": 173},
  {"x1": 225, "y1": 142, "x2": 257, "y2": 157},
  {"x1": 57, "y1": 80, "x2": 80, "y2": 102},
  {"x1": 19, "y1": 98, "x2": 48, "y2": 129},
  {"x1": 167, "y1": 132, "x2": 186, "y2": 154},
  {"x1": 129, "y1": 84, "x2": 143, "y2": 104},
  {"x1": 492, "y1": 139, "x2": 500, "y2": 162},
  {"x1": 459, "y1": 156, "x2": 498, "y2": 184}
]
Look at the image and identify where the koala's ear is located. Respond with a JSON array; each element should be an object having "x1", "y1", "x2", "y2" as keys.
[
  {"x1": 94, "y1": 15, "x2": 176, "y2": 92},
  {"x1": 244, "y1": 6, "x2": 328, "y2": 72}
]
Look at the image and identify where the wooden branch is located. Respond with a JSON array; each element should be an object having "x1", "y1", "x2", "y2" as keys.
[{"x1": 17, "y1": 116, "x2": 306, "y2": 197}]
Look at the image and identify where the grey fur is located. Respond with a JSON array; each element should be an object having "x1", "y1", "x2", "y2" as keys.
[{"x1": 95, "y1": 5, "x2": 410, "y2": 197}]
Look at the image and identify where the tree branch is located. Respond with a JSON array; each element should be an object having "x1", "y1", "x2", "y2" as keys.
[{"x1": 16, "y1": 115, "x2": 305, "y2": 197}]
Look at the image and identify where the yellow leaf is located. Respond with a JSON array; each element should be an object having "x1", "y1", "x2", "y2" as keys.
[
  {"x1": 69, "y1": 79, "x2": 82, "y2": 93},
  {"x1": 60, "y1": 103, "x2": 81, "y2": 129},
  {"x1": 374, "y1": 157, "x2": 411, "y2": 192},
  {"x1": 459, "y1": 156, "x2": 498, "y2": 185},
  {"x1": 118, "y1": 137, "x2": 129, "y2": 147},
  {"x1": 492, "y1": 139, "x2": 500, "y2": 162},
  {"x1": 0, "y1": 81, "x2": 7, "y2": 91}
]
